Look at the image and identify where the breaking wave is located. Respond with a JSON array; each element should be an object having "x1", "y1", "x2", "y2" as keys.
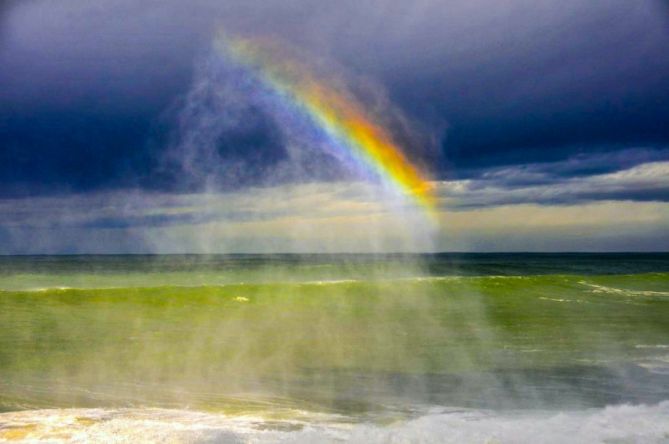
[{"x1": 1, "y1": 402, "x2": 669, "y2": 443}]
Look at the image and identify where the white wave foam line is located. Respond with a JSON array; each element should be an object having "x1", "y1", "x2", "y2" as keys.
[
  {"x1": 299, "y1": 279, "x2": 360, "y2": 286},
  {"x1": 538, "y1": 297, "x2": 587, "y2": 304},
  {"x1": 578, "y1": 282, "x2": 669, "y2": 297},
  {"x1": 1, "y1": 402, "x2": 669, "y2": 443},
  {"x1": 636, "y1": 355, "x2": 669, "y2": 375}
]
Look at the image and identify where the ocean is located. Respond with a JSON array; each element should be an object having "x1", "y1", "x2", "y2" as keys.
[{"x1": 1, "y1": 253, "x2": 668, "y2": 442}]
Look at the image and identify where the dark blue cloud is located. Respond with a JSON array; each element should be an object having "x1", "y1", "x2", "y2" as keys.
[{"x1": 1, "y1": 0, "x2": 669, "y2": 197}]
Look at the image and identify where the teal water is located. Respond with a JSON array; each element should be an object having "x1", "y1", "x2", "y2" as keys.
[{"x1": 1, "y1": 254, "x2": 668, "y2": 442}]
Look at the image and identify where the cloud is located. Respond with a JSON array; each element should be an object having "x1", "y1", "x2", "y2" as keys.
[
  {"x1": 0, "y1": 182, "x2": 436, "y2": 253},
  {"x1": 438, "y1": 154, "x2": 669, "y2": 208},
  {"x1": 1, "y1": 0, "x2": 668, "y2": 192},
  {"x1": 461, "y1": 147, "x2": 669, "y2": 181},
  {"x1": 0, "y1": 182, "x2": 412, "y2": 230},
  {"x1": 436, "y1": 201, "x2": 669, "y2": 252},
  {"x1": 1, "y1": 162, "x2": 668, "y2": 254}
]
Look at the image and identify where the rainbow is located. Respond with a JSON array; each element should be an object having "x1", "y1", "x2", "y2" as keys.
[{"x1": 214, "y1": 34, "x2": 436, "y2": 215}]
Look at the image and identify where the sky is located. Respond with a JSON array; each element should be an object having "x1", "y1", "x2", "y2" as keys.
[{"x1": 1, "y1": 0, "x2": 668, "y2": 253}]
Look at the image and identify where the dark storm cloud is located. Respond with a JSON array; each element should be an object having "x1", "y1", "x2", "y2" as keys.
[
  {"x1": 1, "y1": 0, "x2": 669, "y2": 196},
  {"x1": 365, "y1": 2, "x2": 669, "y2": 171},
  {"x1": 0, "y1": 0, "x2": 19, "y2": 42}
]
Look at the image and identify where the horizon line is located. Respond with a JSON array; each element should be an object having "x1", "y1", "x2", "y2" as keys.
[{"x1": 1, "y1": 251, "x2": 668, "y2": 257}]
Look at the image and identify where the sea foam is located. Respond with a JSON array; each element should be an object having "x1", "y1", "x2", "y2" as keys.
[{"x1": 1, "y1": 402, "x2": 668, "y2": 443}]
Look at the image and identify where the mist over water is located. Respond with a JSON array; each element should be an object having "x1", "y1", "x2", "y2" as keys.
[
  {"x1": 156, "y1": 34, "x2": 439, "y2": 254},
  {"x1": 1, "y1": 254, "x2": 669, "y2": 442}
]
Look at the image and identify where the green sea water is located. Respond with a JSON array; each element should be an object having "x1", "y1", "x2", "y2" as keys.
[{"x1": 1, "y1": 254, "x2": 669, "y2": 442}]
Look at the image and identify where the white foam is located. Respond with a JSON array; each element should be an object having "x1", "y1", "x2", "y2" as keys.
[
  {"x1": 1, "y1": 402, "x2": 669, "y2": 443},
  {"x1": 578, "y1": 282, "x2": 669, "y2": 297},
  {"x1": 636, "y1": 355, "x2": 669, "y2": 375},
  {"x1": 538, "y1": 296, "x2": 587, "y2": 304}
]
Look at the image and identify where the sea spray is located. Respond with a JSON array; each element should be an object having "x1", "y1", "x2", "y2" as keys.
[
  {"x1": 161, "y1": 33, "x2": 439, "y2": 254},
  {"x1": 2, "y1": 255, "x2": 668, "y2": 414}
]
